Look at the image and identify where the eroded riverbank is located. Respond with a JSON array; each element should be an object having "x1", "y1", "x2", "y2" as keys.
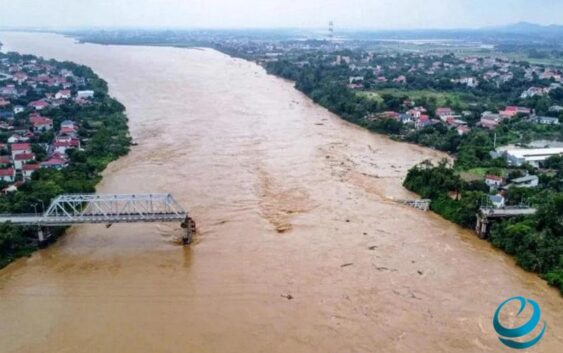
[{"x1": 0, "y1": 32, "x2": 561, "y2": 353}]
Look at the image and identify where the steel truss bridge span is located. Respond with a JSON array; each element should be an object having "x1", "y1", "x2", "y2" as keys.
[{"x1": 0, "y1": 193, "x2": 195, "y2": 244}]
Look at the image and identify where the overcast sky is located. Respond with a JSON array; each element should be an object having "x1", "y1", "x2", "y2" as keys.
[{"x1": 1, "y1": 0, "x2": 562, "y2": 30}]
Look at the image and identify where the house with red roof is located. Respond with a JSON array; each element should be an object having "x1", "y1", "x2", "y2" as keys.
[
  {"x1": 59, "y1": 120, "x2": 78, "y2": 137},
  {"x1": 0, "y1": 85, "x2": 18, "y2": 97},
  {"x1": 52, "y1": 139, "x2": 79, "y2": 155},
  {"x1": 55, "y1": 136, "x2": 80, "y2": 149},
  {"x1": 28, "y1": 100, "x2": 50, "y2": 111},
  {"x1": 29, "y1": 115, "x2": 53, "y2": 132},
  {"x1": 457, "y1": 125, "x2": 471, "y2": 136},
  {"x1": 59, "y1": 126, "x2": 78, "y2": 137},
  {"x1": 416, "y1": 114, "x2": 431, "y2": 129},
  {"x1": 499, "y1": 106, "x2": 531, "y2": 118},
  {"x1": 22, "y1": 163, "x2": 40, "y2": 180},
  {"x1": 41, "y1": 154, "x2": 68, "y2": 170},
  {"x1": 13, "y1": 72, "x2": 28, "y2": 84},
  {"x1": 0, "y1": 155, "x2": 10, "y2": 166},
  {"x1": 485, "y1": 175, "x2": 505, "y2": 189},
  {"x1": 436, "y1": 107, "x2": 454, "y2": 116},
  {"x1": 480, "y1": 112, "x2": 503, "y2": 130},
  {"x1": 436, "y1": 107, "x2": 456, "y2": 122},
  {"x1": 0, "y1": 168, "x2": 15, "y2": 182},
  {"x1": 393, "y1": 75, "x2": 407, "y2": 84},
  {"x1": 10, "y1": 143, "x2": 32, "y2": 159},
  {"x1": 14, "y1": 153, "x2": 35, "y2": 170},
  {"x1": 406, "y1": 107, "x2": 427, "y2": 119}
]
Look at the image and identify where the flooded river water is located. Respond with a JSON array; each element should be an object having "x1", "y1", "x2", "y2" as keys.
[{"x1": 0, "y1": 32, "x2": 561, "y2": 353}]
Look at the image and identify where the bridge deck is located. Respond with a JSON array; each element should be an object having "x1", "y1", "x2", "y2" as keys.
[
  {"x1": 0, "y1": 213, "x2": 186, "y2": 226},
  {"x1": 0, "y1": 193, "x2": 188, "y2": 226},
  {"x1": 480, "y1": 207, "x2": 537, "y2": 217}
]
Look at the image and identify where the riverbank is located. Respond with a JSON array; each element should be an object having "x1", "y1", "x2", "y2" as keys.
[{"x1": 0, "y1": 49, "x2": 130, "y2": 268}]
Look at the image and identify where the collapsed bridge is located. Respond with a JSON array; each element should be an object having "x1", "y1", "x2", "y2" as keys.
[{"x1": 0, "y1": 193, "x2": 196, "y2": 244}]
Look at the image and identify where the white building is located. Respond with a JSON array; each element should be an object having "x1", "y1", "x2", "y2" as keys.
[
  {"x1": 531, "y1": 116, "x2": 560, "y2": 125},
  {"x1": 510, "y1": 175, "x2": 539, "y2": 188},
  {"x1": 460, "y1": 77, "x2": 479, "y2": 88},
  {"x1": 13, "y1": 105, "x2": 25, "y2": 114},
  {"x1": 77, "y1": 90, "x2": 95, "y2": 99},
  {"x1": 485, "y1": 175, "x2": 504, "y2": 188},
  {"x1": 504, "y1": 147, "x2": 563, "y2": 167},
  {"x1": 489, "y1": 194, "x2": 505, "y2": 209}
]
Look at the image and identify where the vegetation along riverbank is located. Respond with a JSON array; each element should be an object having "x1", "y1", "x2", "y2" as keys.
[{"x1": 0, "y1": 50, "x2": 130, "y2": 268}]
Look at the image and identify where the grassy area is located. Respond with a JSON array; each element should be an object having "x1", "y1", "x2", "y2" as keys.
[
  {"x1": 357, "y1": 91, "x2": 384, "y2": 103},
  {"x1": 458, "y1": 167, "x2": 510, "y2": 182},
  {"x1": 458, "y1": 167, "x2": 488, "y2": 182},
  {"x1": 358, "y1": 88, "x2": 472, "y2": 107},
  {"x1": 374, "y1": 42, "x2": 563, "y2": 67},
  {"x1": 450, "y1": 49, "x2": 563, "y2": 67},
  {"x1": 502, "y1": 53, "x2": 563, "y2": 67}
]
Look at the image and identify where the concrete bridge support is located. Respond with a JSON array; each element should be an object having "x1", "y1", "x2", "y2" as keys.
[
  {"x1": 37, "y1": 227, "x2": 53, "y2": 246},
  {"x1": 475, "y1": 214, "x2": 490, "y2": 239},
  {"x1": 181, "y1": 216, "x2": 196, "y2": 245}
]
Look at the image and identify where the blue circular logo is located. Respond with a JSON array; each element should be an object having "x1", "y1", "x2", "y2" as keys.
[{"x1": 493, "y1": 296, "x2": 547, "y2": 349}]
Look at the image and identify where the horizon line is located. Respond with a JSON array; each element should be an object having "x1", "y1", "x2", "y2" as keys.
[{"x1": 1, "y1": 21, "x2": 562, "y2": 33}]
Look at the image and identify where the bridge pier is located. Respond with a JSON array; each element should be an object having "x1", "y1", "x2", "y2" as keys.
[
  {"x1": 181, "y1": 217, "x2": 196, "y2": 245},
  {"x1": 475, "y1": 214, "x2": 489, "y2": 239},
  {"x1": 37, "y1": 227, "x2": 53, "y2": 246}
]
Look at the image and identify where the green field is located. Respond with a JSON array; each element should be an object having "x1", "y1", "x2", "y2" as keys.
[
  {"x1": 357, "y1": 88, "x2": 472, "y2": 107},
  {"x1": 371, "y1": 41, "x2": 563, "y2": 67},
  {"x1": 458, "y1": 167, "x2": 510, "y2": 182}
]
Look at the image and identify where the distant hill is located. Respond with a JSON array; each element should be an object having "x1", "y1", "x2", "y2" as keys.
[
  {"x1": 489, "y1": 22, "x2": 563, "y2": 35},
  {"x1": 343, "y1": 22, "x2": 563, "y2": 42}
]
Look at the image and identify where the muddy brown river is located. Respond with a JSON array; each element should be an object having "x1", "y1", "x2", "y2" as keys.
[{"x1": 0, "y1": 32, "x2": 561, "y2": 353}]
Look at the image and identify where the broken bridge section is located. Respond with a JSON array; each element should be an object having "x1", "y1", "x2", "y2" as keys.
[{"x1": 475, "y1": 206, "x2": 537, "y2": 238}]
